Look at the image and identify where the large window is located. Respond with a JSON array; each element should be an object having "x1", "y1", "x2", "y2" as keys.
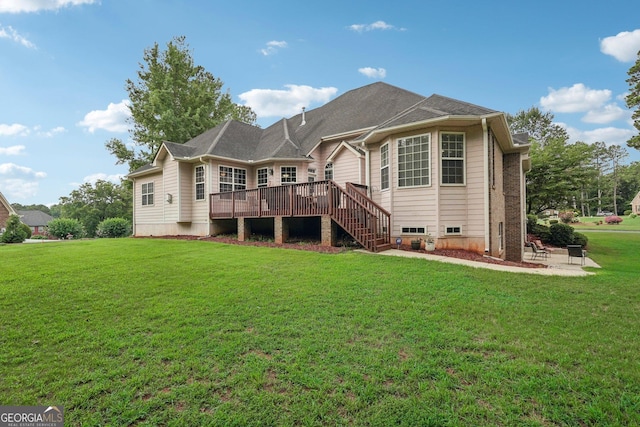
[
  {"x1": 380, "y1": 143, "x2": 389, "y2": 190},
  {"x1": 441, "y1": 132, "x2": 465, "y2": 185},
  {"x1": 257, "y1": 168, "x2": 268, "y2": 188},
  {"x1": 141, "y1": 182, "x2": 154, "y2": 206},
  {"x1": 281, "y1": 166, "x2": 297, "y2": 184},
  {"x1": 397, "y1": 134, "x2": 430, "y2": 187},
  {"x1": 219, "y1": 166, "x2": 246, "y2": 192},
  {"x1": 195, "y1": 165, "x2": 205, "y2": 200}
]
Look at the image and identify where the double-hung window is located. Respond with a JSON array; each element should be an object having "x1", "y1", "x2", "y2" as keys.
[
  {"x1": 195, "y1": 165, "x2": 205, "y2": 200},
  {"x1": 257, "y1": 168, "x2": 268, "y2": 188},
  {"x1": 380, "y1": 143, "x2": 389, "y2": 190},
  {"x1": 397, "y1": 134, "x2": 430, "y2": 187},
  {"x1": 324, "y1": 163, "x2": 333, "y2": 180},
  {"x1": 141, "y1": 182, "x2": 154, "y2": 206},
  {"x1": 281, "y1": 166, "x2": 297, "y2": 184},
  {"x1": 441, "y1": 133, "x2": 465, "y2": 185}
]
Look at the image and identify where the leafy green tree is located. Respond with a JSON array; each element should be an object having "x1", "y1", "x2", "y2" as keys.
[
  {"x1": 626, "y1": 50, "x2": 640, "y2": 149},
  {"x1": 508, "y1": 107, "x2": 595, "y2": 214},
  {"x1": 507, "y1": 107, "x2": 569, "y2": 146},
  {"x1": 107, "y1": 36, "x2": 257, "y2": 171},
  {"x1": 1, "y1": 214, "x2": 27, "y2": 243},
  {"x1": 58, "y1": 180, "x2": 132, "y2": 237}
]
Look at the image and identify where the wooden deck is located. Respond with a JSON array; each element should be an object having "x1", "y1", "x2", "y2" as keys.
[{"x1": 209, "y1": 181, "x2": 392, "y2": 252}]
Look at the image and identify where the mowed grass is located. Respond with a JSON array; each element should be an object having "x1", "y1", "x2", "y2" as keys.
[
  {"x1": 573, "y1": 215, "x2": 640, "y2": 231},
  {"x1": 1, "y1": 235, "x2": 639, "y2": 426}
]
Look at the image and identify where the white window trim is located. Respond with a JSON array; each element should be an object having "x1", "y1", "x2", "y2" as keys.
[
  {"x1": 444, "y1": 225, "x2": 463, "y2": 235},
  {"x1": 440, "y1": 132, "x2": 466, "y2": 186},
  {"x1": 141, "y1": 181, "x2": 154, "y2": 206},
  {"x1": 401, "y1": 226, "x2": 426, "y2": 235},
  {"x1": 219, "y1": 165, "x2": 247, "y2": 192},
  {"x1": 397, "y1": 133, "x2": 431, "y2": 189},
  {"x1": 380, "y1": 142, "x2": 390, "y2": 191},
  {"x1": 195, "y1": 165, "x2": 206, "y2": 201},
  {"x1": 280, "y1": 166, "x2": 297, "y2": 184},
  {"x1": 257, "y1": 167, "x2": 268, "y2": 188}
]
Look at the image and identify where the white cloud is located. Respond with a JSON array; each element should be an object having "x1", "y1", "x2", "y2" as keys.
[
  {"x1": 238, "y1": 84, "x2": 338, "y2": 118},
  {"x1": 0, "y1": 178, "x2": 40, "y2": 199},
  {"x1": 0, "y1": 123, "x2": 30, "y2": 137},
  {"x1": 600, "y1": 29, "x2": 640, "y2": 62},
  {"x1": 77, "y1": 100, "x2": 131, "y2": 133},
  {"x1": 559, "y1": 122, "x2": 636, "y2": 146},
  {"x1": 540, "y1": 83, "x2": 611, "y2": 113},
  {"x1": 0, "y1": 162, "x2": 47, "y2": 199},
  {"x1": 260, "y1": 40, "x2": 287, "y2": 56},
  {"x1": 582, "y1": 104, "x2": 630, "y2": 124},
  {"x1": 82, "y1": 172, "x2": 123, "y2": 184},
  {"x1": 0, "y1": 162, "x2": 46, "y2": 178},
  {"x1": 36, "y1": 126, "x2": 66, "y2": 137},
  {"x1": 0, "y1": 25, "x2": 36, "y2": 48},
  {"x1": 358, "y1": 67, "x2": 386, "y2": 79},
  {"x1": 348, "y1": 20, "x2": 405, "y2": 33},
  {"x1": 0, "y1": 0, "x2": 98, "y2": 13},
  {"x1": 0, "y1": 145, "x2": 26, "y2": 155}
]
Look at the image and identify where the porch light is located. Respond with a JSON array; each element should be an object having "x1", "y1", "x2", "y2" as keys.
[
  {"x1": 269, "y1": 168, "x2": 273, "y2": 175},
  {"x1": 165, "y1": 193, "x2": 173, "y2": 203}
]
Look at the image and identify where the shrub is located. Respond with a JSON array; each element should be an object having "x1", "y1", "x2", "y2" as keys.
[
  {"x1": 47, "y1": 218, "x2": 84, "y2": 239},
  {"x1": 21, "y1": 223, "x2": 32, "y2": 239},
  {"x1": 631, "y1": 213, "x2": 638, "y2": 219},
  {"x1": 605, "y1": 215, "x2": 623, "y2": 225},
  {"x1": 1, "y1": 214, "x2": 27, "y2": 243},
  {"x1": 558, "y1": 211, "x2": 575, "y2": 224},
  {"x1": 549, "y1": 219, "x2": 559, "y2": 225},
  {"x1": 526, "y1": 214, "x2": 538, "y2": 234},
  {"x1": 572, "y1": 232, "x2": 589, "y2": 247},
  {"x1": 96, "y1": 218, "x2": 131, "y2": 238},
  {"x1": 624, "y1": 209, "x2": 632, "y2": 216},
  {"x1": 549, "y1": 223, "x2": 575, "y2": 247}
]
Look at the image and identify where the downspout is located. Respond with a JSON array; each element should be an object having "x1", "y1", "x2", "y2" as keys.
[
  {"x1": 482, "y1": 118, "x2": 490, "y2": 254},
  {"x1": 362, "y1": 143, "x2": 371, "y2": 196},
  {"x1": 131, "y1": 178, "x2": 136, "y2": 236}
]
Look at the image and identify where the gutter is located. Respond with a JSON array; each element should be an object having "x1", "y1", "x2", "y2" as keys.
[{"x1": 482, "y1": 118, "x2": 490, "y2": 254}]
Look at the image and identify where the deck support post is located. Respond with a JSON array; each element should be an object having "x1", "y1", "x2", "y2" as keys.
[
  {"x1": 274, "y1": 216, "x2": 289, "y2": 244},
  {"x1": 321, "y1": 215, "x2": 336, "y2": 247},
  {"x1": 238, "y1": 217, "x2": 251, "y2": 241}
]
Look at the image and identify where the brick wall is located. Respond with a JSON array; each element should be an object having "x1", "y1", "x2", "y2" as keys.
[
  {"x1": 0, "y1": 202, "x2": 12, "y2": 228},
  {"x1": 503, "y1": 153, "x2": 524, "y2": 262}
]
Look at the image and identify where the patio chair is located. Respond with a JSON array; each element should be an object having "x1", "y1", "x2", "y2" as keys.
[
  {"x1": 528, "y1": 241, "x2": 548, "y2": 261},
  {"x1": 567, "y1": 245, "x2": 586, "y2": 265}
]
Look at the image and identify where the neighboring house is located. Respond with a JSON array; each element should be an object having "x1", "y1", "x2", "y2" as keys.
[
  {"x1": 128, "y1": 82, "x2": 531, "y2": 261},
  {"x1": 632, "y1": 191, "x2": 640, "y2": 215},
  {"x1": 18, "y1": 210, "x2": 54, "y2": 235},
  {"x1": 0, "y1": 191, "x2": 17, "y2": 231}
]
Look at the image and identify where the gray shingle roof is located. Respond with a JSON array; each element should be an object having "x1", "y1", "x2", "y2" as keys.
[
  {"x1": 132, "y1": 82, "x2": 511, "y2": 175},
  {"x1": 18, "y1": 210, "x2": 53, "y2": 226}
]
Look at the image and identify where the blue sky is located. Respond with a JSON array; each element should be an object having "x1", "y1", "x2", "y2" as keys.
[{"x1": 1, "y1": 0, "x2": 639, "y2": 206}]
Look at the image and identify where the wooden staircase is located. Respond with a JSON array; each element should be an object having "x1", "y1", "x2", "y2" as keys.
[{"x1": 328, "y1": 182, "x2": 392, "y2": 252}]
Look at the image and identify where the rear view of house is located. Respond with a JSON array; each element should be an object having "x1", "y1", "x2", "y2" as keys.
[{"x1": 128, "y1": 82, "x2": 530, "y2": 261}]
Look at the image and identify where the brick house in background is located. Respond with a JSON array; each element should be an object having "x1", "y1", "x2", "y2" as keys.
[
  {"x1": 0, "y1": 191, "x2": 17, "y2": 231},
  {"x1": 18, "y1": 210, "x2": 54, "y2": 235},
  {"x1": 128, "y1": 82, "x2": 531, "y2": 261}
]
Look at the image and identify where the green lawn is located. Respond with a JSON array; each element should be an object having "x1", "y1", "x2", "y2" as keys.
[
  {"x1": 572, "y1": 215, "x2": 640, "y2": 231},
  {"x1": 1, "y1": 235, "x2": 639, "y2": 426}
]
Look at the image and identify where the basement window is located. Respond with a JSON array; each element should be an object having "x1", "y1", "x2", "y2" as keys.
[
  {"x1": 445, "y1": 226, "x2": 462, "y2": 235},
  {"x1": 401, "y1": 226, "x2": 426, "y2": 234}
]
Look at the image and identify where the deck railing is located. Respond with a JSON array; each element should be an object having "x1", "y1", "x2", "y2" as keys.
[{"x1": 209, "y1": 180, "x2": 391, "y2": 251}]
